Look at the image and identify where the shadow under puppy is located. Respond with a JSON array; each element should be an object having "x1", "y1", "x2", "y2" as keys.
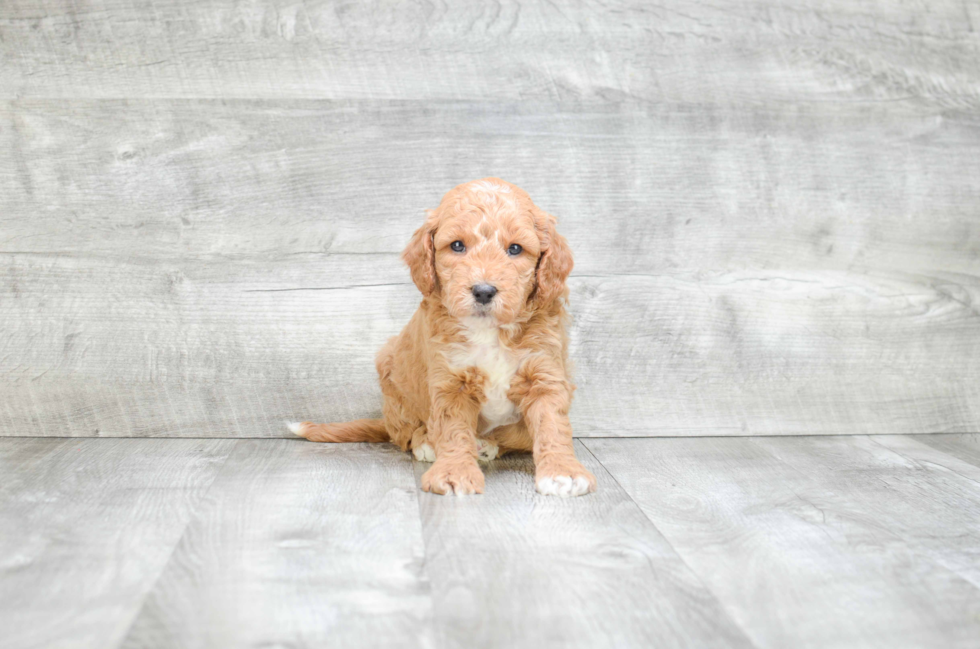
[{"x1": 289, "y1": 178, "x2": 596, "y2": 497}]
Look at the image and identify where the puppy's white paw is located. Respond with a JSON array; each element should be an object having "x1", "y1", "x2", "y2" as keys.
[
  {"x1": 476, "y1": 438, "x2": 499, "y2": 463},
  {"x1": 536, "y1": 475, "x2": 593, "y2": 497},
  {"x1": 412, "y1": 442, "x2": 436, "y2": 462},
  {"x1": 287, "y1": 421, "x2": 304, "y2": 436}
]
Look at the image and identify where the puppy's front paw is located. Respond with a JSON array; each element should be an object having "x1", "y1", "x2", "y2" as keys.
[
  {"x1": 535, "y1": 457, "x2": 596, "y2": 497},
  {"x1": 422, "y1": 459, "x2": 485, "y2": 496}
]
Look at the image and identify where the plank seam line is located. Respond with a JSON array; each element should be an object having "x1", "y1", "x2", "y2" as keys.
[
  {"x1": 867, "y1": 435, "x2": 980, "y2": 488},
  {"x1": 109, "y1": 440, "x2": 239, "y2": 649},
  {"x1": 574, "y1": 431, "x2": 980, "y2": 437},
  {"x1": 409, "y1": 458, "x2": 440, "y2": 644},
  {"x1": 577, "y1": 439, "x2": 762, "y2": 649},
  {"x1": 754, "y1": 435, "x2": 980, "y2": 598},
  {"x1": 910, "y1": 435, "x2": 980, "y2": 473},
  {"x1": 243, "y1": 282, "x2": 411, "y2": 292}
]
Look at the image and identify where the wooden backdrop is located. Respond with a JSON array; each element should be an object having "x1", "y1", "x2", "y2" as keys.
[{"x1": 1, "y1": 0, "x2": 978, "y2": 438}]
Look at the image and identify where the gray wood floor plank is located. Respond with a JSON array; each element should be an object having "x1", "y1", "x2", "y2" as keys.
[
  {"x1": 0, "y1": 437, "x2": 235, "y2": 649},
  {"x1": 1, "y1": 1, "x2": 977, "y2": 104},
  {"x1": 413, "y1": 441, "x2": 755, "y2": 649},
  {"x1": 119, "y1": 439, "x2": 432, "y2": 649},
  {"x1": 911, "y1": 433, "x2": 980, "y2": 470},
  {"x1": 2, "y1": 98, "x2": 978, "y2": 438},
  {"x1": 585, "y1": 436, "x2": 980, "y2": 649},
  {"x1": 772, "y1": 434, "x2": 980, "y2": 589}
]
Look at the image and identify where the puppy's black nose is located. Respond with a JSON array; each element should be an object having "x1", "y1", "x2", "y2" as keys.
[{"x1": 472, "y1": 284, "x2": 498, "y2": 305}]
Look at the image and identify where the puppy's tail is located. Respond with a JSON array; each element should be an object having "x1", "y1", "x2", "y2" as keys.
[{"x1": 287, "y1": 419, "x2": 389, "y2": 443}]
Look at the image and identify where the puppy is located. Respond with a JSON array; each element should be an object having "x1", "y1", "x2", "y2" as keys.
[{"x1": 289, "y1": 178, "x2": 596, "y2": 497}]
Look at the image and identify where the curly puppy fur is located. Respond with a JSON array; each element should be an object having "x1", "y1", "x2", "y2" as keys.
[{"x1": 290, "y1": 178, "x2": 596, "y2": 497}]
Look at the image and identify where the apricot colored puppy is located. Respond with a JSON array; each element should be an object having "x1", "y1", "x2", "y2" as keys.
[{"x1": 289, "y1": 178, "x2": 596, "y2": 497}]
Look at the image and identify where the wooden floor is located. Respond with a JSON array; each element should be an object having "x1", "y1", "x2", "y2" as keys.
[{"x1": 3, "y1": 434, "x2": 979, "y2": 649}]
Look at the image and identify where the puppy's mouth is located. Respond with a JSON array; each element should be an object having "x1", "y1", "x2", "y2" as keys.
[
  {"x1": 471, "y1": 302, "x2": 516, "y2": 326},
  {"x1": 472, "y1": 303, "x2": 495, "y2": 318}
]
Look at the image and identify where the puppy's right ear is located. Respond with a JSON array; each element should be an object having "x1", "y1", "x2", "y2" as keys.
[{"x1": 402, "y1": 209, "x2": 439, "y2": 296}]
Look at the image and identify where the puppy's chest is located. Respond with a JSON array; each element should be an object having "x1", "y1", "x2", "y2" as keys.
[{"x1": 447, "y1": 329, "x2": 521, "y2": 435}]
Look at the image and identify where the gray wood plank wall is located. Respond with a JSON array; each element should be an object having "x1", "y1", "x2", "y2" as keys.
[{"x1": 1, "y1": 1, "x2": 978, "y2": 438}]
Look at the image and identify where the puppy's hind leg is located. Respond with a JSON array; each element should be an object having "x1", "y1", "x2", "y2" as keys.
[
  {"x1": 410, "y1": 425, "x2": 436, "y2": 462},
  {"x1": 482, "y1": 422, "x2": 533, "y2": 459},
  {"x1": 407, "y1": 425, "x2": 493, "y2": 464},
  {"x1": 475, "y1": 438, "x2": 499, "y2": 463}
]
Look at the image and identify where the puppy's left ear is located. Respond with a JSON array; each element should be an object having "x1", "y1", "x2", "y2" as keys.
[
  {"x1": 531, "y1": 206, "x2": 574, "y2": 305},
  {"x1": 402, "y1": 209, "x2": 439, "y2": 296}
]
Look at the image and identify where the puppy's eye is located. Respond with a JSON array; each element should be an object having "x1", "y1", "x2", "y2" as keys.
[
  {"x1": 450, "y1": 240, "x2": 465, "y2": 253},
  {"x1": 507, "y1": 243, "x2": 523, "y2": 256}
]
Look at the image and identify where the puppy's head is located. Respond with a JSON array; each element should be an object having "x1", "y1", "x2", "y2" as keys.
[{"x1": 402, "y1": 178, "x2": 573, "y2": 324}]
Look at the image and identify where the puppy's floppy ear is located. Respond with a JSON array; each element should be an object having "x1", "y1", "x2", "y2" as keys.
[
  {"x1": 402, "y1": 209, "x2": 439, "y2": 296},
  {"x1": 531, "y1": 206, "x2": 574, "y2": 305}
]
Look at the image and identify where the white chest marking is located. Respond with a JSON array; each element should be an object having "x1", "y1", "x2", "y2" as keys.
[{"x1": 447, "y1": 317, "x2": 521, "y2": 435}]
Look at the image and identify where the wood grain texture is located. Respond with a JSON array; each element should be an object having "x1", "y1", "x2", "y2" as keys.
[
  {"x1": 413, "y1": 440, "x2": 754, "y2": 648},
  {"x1": 2, "y1": 0, "x2": 978, "y2": 104},
  {"x1": 1, "y1": 98, "x2": 978, "y2": 437},
  {"x1": 585, "y1": 436, "x2": 980, "y2": 649},
  {"x1": 0, "y1": 437, "x2": 234, "y2": 649},
  {"x1": 120, "y1": 440, "x2": 433, "y2": 649},
  {"x1": 4, "y1": 100, "x2": 979, "y2": 271}
]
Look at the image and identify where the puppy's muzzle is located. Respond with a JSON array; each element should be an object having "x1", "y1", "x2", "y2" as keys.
[{"x1": 471, "y1": 284, "x2": 498, "y2": 305}]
